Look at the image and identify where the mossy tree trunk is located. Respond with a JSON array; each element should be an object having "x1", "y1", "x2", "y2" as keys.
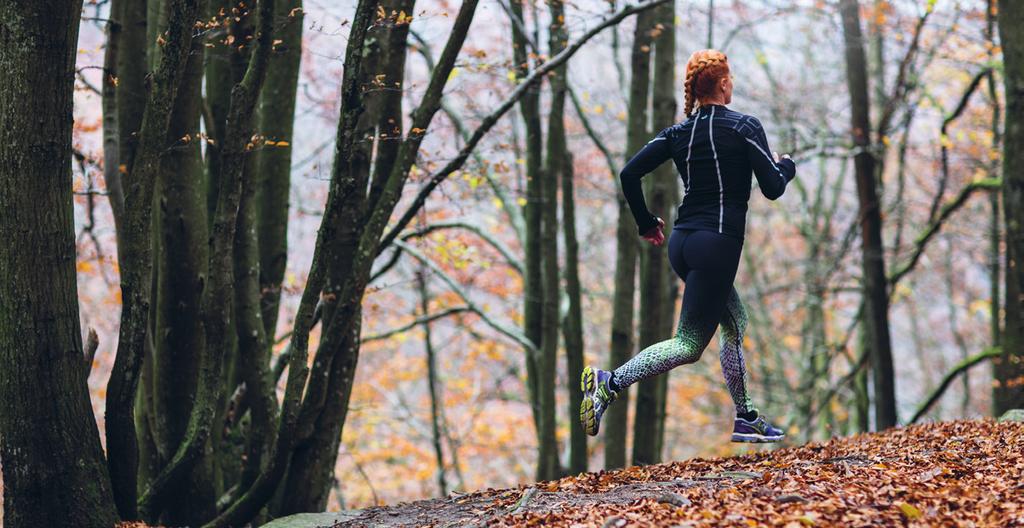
[
  {"x1": 104, "y1": 0, "x2": 203, "y2": 517},
  {"x1": 0, "y1": 2, "x2": 119, "y2": 526},
  {"x1": 257, "y1": 0, "x2": 303, "y2": 338},
  {"x1": 151, "y1": 16, "x2": 218, "y2": 523}
]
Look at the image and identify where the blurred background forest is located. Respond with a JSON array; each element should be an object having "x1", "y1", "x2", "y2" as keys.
[{"x1": 4, "y1": 0, "x2": 1021, "y2": 526}]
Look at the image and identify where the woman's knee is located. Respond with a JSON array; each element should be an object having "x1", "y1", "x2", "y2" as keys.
[{"x1": 671, "y1": 335, "x2": 704, "y2": 364}]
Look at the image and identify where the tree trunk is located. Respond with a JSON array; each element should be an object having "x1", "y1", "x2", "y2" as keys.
[
  {"x1": 605, "y1": 212, "x2": 637, "y2": 470},
  {"x1": 277, "y1": 0, "x2": 409, "y2": 513},
  {"x1": 257, "y1": 0, "x2": 303, "y2": 338},
  {"x1": 152, "y1": 24, "x2": 218, "y2": 523},
  {"x1": 538, "y1": 0, "x2": 567, "y2": 481},
  {"x1": 136, "y1": 0, "x2": 275, "y2": 518},
  {"x1": 105, "y1": 0, "x2": 203, "y2": 517},
  {"x1": 417, "y1": 268, "x2": 449, "y2": 495},
  {"x1": 118, "y1": 0, "x2": 150, "y2": 174},
  {"x1": 649, "y1": 0, "x2": 677, "y2": 460},
  {"x1": 628, "y1": 7, "x2": 660, "y2": 467},
  {"x1": 987, "y1": 0, "x2": 1003, "y2": 406},
  {"x1": 508, "y1": 0, "x2": 547, "y2": 464},
  {"x1": 606, "y1": 10, "x2": 655, "y2": 471},
  {"x1": 839, "y1": 0, "x2": 897, "y2": 430},
  {"x1": 997, "y1": 0, "x2": 1024, "y2": 414},
  {"x1": 0, "y1": 2, "x2": 119, "y2": 526},
  {"x1": 277, "y1": 311, "x2": 361, "y2": 513},
  {"x1": 562, "y1": 150, "x2": 587, "y2": 475},
  {"x1": 273, "y1": 1, "x2": 480, "y2": 520}
]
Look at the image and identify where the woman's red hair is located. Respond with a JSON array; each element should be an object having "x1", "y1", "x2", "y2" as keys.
[{"x1": 684, "y1": 49, "x2": 729, "y2": 118}]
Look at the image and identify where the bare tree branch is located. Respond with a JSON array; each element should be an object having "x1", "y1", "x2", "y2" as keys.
[
  {"x1": 378, "y1": 0, "x2": 671, "y2": 253},
  {"x1": 393, "y1": 240, "x2": 538, "y2": 355},
  {"x1": 889, "y1": 178, "x2": 1000, "y2": 286},
  {"x1": 908, "y1": 347, "x2": 1001, "y2": 424},
  {"x1": 371, "y1": 220, "x2": 523, "y2": 283},
  {"x1": 362, "y1": 306, "x2": 473, "y2": 342}
]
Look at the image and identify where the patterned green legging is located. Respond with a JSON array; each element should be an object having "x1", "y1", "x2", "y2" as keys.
[{"x1": 612, "y1": 229, "x2": 753, "y2": 413}]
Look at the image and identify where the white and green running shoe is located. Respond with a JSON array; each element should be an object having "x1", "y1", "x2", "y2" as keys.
[{"x1": 580, "y1": 365, "x2": 618, "y2": 436}]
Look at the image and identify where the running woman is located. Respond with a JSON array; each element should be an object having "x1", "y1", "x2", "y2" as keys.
[{"x1": 580, "y1": 49, "x2": 795, "y2": 443}]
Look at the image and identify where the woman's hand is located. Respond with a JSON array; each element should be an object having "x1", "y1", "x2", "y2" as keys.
[
  {"x1": 773, "y1": 151, "x2": 792, "y2": 163},
  {"x1": 642, "y1": 217, "x2": 666, "y2": 247}
]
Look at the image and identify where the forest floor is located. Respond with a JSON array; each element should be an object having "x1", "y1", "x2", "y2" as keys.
[{"x1": 305, "y1": 418, "x2": 1024, "y2": 527}]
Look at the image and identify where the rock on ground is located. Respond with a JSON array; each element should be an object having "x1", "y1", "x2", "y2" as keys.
[{"x1": 998, "y1": 408, "x2": 1024, "y2": 422}]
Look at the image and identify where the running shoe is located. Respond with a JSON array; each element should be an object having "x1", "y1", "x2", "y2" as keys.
[
  {"x1": 731, "y1": 411, "x2": 785, "y2": 443},
  {"x1": 580, "y1": 365, "x2": 617, "y2": 436}
]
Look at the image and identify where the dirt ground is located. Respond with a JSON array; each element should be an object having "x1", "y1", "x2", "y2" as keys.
[{"x1": 332, "y1": 420, "x2": 1024, "y2": 527}]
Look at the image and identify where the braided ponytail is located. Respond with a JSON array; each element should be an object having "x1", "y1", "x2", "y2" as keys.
[{"x1": 683, "y1": 49, "x2": 729, "y2": 118}]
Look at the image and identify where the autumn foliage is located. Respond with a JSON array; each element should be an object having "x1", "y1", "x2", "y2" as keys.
[{"x1": 342, "y1": 420, "x2": 1024, "y2": 526}]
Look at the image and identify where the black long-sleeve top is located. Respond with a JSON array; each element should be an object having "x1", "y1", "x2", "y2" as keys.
[{"x1": 619, "y1": 104, "x2": 796, "y2": 240}]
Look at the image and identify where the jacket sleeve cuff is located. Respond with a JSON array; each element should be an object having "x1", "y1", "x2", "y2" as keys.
[
  {"x1": 636, "y1": 214, "x2": 659, "y2": 236},
  {"x1": 780, "y1": 158, "x2": 796, "y2": 182}
]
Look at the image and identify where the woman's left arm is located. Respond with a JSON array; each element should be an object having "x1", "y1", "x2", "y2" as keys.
[{"x1": 620, "y1": 128, "x2": 673, "y2": 236}]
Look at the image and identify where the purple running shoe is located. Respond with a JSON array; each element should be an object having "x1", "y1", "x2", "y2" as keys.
[
  {"x1": 580, "y1": 365, "x2": 617, "y2": 436},
  {"x1": 731, "y1": 411, "x2": 785, "y2": 443}
]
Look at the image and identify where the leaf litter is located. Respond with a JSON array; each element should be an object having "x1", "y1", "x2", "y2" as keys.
[{"x1": 335, "y1": 419, "x2": 1023, "y2": 527}]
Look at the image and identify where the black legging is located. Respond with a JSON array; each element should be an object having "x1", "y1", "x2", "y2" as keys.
[{"x1": 612, "y1": 228, "x2": 753, "y2": 413}]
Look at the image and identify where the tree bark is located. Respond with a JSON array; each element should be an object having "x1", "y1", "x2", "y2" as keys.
[
  {"x1": 417, "y1": 268, "x2": 449, "y2": 495},
  {"x1": 839, "y1": 0, "x2": 897, "y2": 430},
  {"x1": 629, "y1": 7, "x2": 661, "y2": 467},
  {"x1": 105, "y1": 0, "x2": 203, "y2": 517},
  {"x1": 137, "y1": 0, "x2": 275, "y2": 517},
  {"x1": 538, "y1": 0, "x2": 567, "y2": 481},
  {"x1": 562, "y1": 151, "x2": 587, "y2": 475},
  {"x1": 997, "y1": 0, "x2": 1024, "y2": 413},
  {"x1": 649, "y1": 0, "x2": 677, "y2": 461},
  {"x1": 279, "y1": 0, "x2": 411, "y2": 513},
  {"x1": 257, "y1": 0, "x2": 303, "y2": 338},
  {"x1": 0, "y1": 2, "x2": 119, "y2": 525},
  {"x1": 152, "y1": 21, "x2": 217, "y2": 523},
  {"x1": 508, "y1": 0, "x2": 547, "y2": 461}
]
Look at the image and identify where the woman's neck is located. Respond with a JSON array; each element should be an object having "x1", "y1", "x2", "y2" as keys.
[{"x1": 700, "y1": 98, "x2": 727, "y2": 107}]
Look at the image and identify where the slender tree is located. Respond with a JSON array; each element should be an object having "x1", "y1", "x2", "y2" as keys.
[
  {"x1": 627, "y1": 8, "x2": 658, "y2": 467},
  {"x1": 417, "y1": 266, "x2": 449, "y2": 495},
  {"x1": 257, "y1": 0, "x2": 303, "y2": 337},
  {"x1": 839, "y1": 0, "x2": 897, "y2": 430},
  {"x1": 537, "y1": 0, "x2": 567, "y2": 481},
  {"x1": 508, "y1": 0, "x2": 549, "y2": 471},
  {"x1": 562, "y1": 146, "x2": 588, "y2": 474},
  {"x1": 543, "y1": 0, "x2": 587, "y2": 475},
  {"x1": 649, "y1": 0, "x2": 679, "y2": 462}
]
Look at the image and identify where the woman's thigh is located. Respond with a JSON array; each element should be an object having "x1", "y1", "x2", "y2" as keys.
[{"x1": 674, "y1": 230, "x2": 744, "y2": 341}]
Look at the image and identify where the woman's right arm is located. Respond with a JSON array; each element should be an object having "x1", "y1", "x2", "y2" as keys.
[
  {"x1": 620, "y1": 128, "x2": 673, "y2": 235},
  {"x1": 743, "y1": 117, "x2": 795, "y2": 200}
]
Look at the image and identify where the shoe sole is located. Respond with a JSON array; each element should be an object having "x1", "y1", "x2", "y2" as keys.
[
  {"x1": 580, "y1": 366, "x2": 598, "y2": 436},
  {"x1": 731, "y1": 432, "x2": 784, "y2": 443}
]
